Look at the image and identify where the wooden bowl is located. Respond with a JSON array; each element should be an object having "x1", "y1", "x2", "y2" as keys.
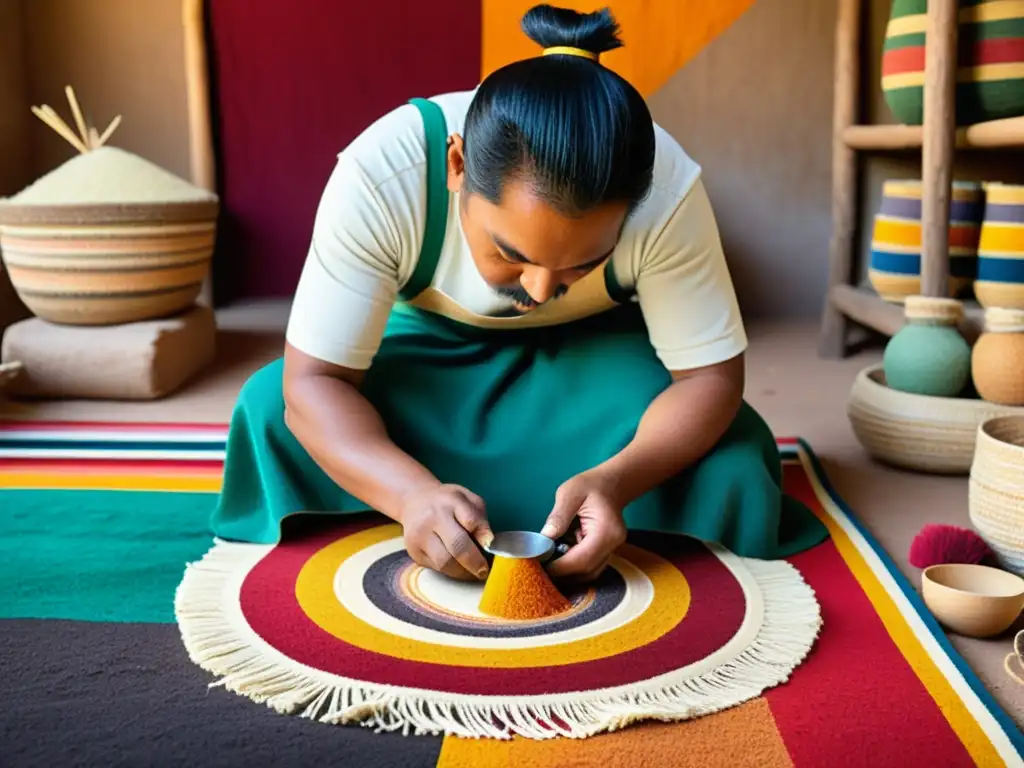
[
  {"x1": 847, "y1": 364, "x2": 1024, "y2": 474},
  {"x1": 969, "y1": 416, "x2": 1024, "y2": 575},
  {"x1": 921, "y1": 563, "x2": 1024, "y2": 638}
]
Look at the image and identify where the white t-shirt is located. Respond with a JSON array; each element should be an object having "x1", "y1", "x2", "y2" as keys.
[{"x1": 286, "y1": 90, "x2": 747, "y2": 372}]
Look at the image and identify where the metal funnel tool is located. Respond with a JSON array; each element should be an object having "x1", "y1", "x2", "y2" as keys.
[{"x1": 484, "y1": 530, "x2": 569, "y2": 562}]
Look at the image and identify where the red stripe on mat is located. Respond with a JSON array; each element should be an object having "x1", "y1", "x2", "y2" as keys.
[
  {"x1": 767, "y1": 466, "x2": 975, "y2": 767},
  {"x1": 0, "y1": 421, "x2": 229, "y2": 433},
  {"x1": 0, "y1": 458, "x2": 224, "y2": 472}
]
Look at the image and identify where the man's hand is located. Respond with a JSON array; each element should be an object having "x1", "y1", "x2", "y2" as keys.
[
  {"x1": 540, "y1": 470, "x2": 627, "y2": 583},
  {"x1": 399, "y1": 483, "x2": 495, "y2": 582}
]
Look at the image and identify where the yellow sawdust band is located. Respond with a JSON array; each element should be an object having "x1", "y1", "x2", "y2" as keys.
[
  {"x1": 295, "y1": 523, "x2": 690, "y2": 668},
  {"x1": 0, "y1": 471, "x2": 221, "y2": 492}
]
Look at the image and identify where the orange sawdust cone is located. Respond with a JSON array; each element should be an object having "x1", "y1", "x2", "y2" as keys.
[{"x1": 478, "y1": 555, "x2": 571, "y2": 620}]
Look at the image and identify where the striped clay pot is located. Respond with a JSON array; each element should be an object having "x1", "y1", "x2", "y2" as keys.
[
  {"x1": 969, "y1": 415, "x2": 1024, "y2": 575},
  {"x1": 848, "y1": 364, "x2": 1024, "y2": 474},
  {"x1": 882, "y1": 0, "x2": 1024, "y2": 126},
  {"x1": 868, "y1": 179, "x2": 984, "y2": 302},
  {"x1": 0, "y1": 147, "x2": 218, "y2": 326},
  {"x1": 975, "y1": 182, "x2": 1024, "y2": 309}
]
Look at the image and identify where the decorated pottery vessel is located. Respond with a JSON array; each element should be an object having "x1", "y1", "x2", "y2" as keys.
[
  {"x1": 869, "y1": 180, "x2": 983, "y2": 303},
  {"x1": 972, "y1": 307, "x2": 1024, "y2": 406},
  {"x1": 975, "y1": 183, "x2": 1024, "y2": 310},
  {"x1": 882, "y1": 0, "x2": 1024, "y2": 126}
]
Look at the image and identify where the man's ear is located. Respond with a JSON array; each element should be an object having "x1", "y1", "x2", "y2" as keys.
[{"x1": 446, "y1": 134, "x2": 465, "y2": 193}]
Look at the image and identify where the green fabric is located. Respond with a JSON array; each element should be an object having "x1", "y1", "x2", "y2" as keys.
[
  {"x1": 212, "y1": 304, "x2": 827, "y2": 559},
  {"x1": 603, "y1": 258, "x2": 635, "y2": 303},
  {"x1": 0, "y1": 488, "x2": 214, "y2": 622},
  {"x1": 398, "y1": 97, "x2": 450, "y2": 302}
]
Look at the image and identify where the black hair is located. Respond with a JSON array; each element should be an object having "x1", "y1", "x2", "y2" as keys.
[{"x1": 462, "y1": 4, "x2": 656, "y2": 217}]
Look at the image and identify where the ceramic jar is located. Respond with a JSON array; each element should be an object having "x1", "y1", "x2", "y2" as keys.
[
  {"x1": 972, "y1": 307, "x2": 1024, "y2": 406},
  {"x1": 869, "y1": 179, "x2": 983, "y2": 303},
  {"x1": 882, "y1": 0, "x2": 1024, "y2": 126},
  {"x1": 975, "y1": 183, "x2": 1024, "y2": 310},
  {"x1": 969, "y1": 416, "x2": 1024, "y2": 575},
  {"x1": 883, "y1": 296, "x2": 972, "y2": 396}
]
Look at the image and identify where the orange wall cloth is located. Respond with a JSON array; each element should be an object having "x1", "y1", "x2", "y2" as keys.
[{"x1": 481, "y1": 0, "x2": 758, "y2": 95}]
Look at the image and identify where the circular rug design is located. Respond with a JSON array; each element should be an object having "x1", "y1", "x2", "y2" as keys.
[{"x1": 175, "y1": 515, "x2": 822, "y2": 740}]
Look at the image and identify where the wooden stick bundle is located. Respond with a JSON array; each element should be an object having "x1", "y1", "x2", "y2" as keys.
[{"x1": 30, "y1": 85, "x2": 122, "y2": 154}]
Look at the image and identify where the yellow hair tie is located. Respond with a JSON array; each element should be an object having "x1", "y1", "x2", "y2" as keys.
[{"x1": 542, "y1": 46, "x2": 599, "y2": 62}]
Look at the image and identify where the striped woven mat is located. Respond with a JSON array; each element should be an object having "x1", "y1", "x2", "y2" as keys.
[{"x1": 0, "y1": 421, "x2": 1021, "y2": 766}]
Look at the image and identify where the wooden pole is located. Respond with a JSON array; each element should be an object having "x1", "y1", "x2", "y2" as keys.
[
  {"x1": 920, "y1": 0, "x2": 958, "y2": 298},
  {"x1": 183, "y1": 0, "x2": 217, "y2": 307},
  {"x1": 819, "y1": 0, "x2": 862, "y2": 358}
]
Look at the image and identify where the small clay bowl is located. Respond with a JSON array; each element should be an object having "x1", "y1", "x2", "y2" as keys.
[{"x1": 922, "y1": 563, "x2": 1024, "y2": 638}]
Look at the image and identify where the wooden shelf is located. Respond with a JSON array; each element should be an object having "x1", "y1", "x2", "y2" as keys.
[
  {"x1": 830, "y1": 284, "x2": 985, "y2": 339},
  {"x1": 843, "y1": 116, "x2": 1024, "y2": 150},
  {"x1": 820, "y1": 0, "x2": 1013, "y2": 358}
]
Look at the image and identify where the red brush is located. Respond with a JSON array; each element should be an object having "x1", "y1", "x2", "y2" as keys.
[{"x1": 908, "y1": 524, "x2": 993, "y2": 569}]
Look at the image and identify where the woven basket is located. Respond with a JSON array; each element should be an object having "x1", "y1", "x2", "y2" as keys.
[
  {"x1": 0, "y1": 147, "x2": 218, "y2": 326},
  {"x1": 969, "y1": 416, "x2": 1024, "y2": 575},
  {"x1": 848, "y1": 364, "x2": 1024, "y2": 474}
]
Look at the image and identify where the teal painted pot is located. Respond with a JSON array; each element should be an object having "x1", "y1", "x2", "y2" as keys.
[{"x1": 883, "y1": 296, "x2": 972, "y2": 397}]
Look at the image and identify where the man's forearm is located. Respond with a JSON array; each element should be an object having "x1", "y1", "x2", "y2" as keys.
[
  {"x1": 594, "y1": 359, "x2": 744, "y2": 509},
  {"x1": 283, "y1": 373, "x2": 440, "y2": 522}
]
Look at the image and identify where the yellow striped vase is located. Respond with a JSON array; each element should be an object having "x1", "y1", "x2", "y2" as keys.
[
  {"x1": 868, "y1": 179, "x2": 984, "y2": 303},
  {"x1": 976, "y1": 183, "x2": 1024, "y2": 309},
  {"x1": 0, "y1": 203, "x2": 217, "y2": 326}
]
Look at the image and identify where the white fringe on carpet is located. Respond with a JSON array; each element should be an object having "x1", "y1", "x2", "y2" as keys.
[{"x1": 174, "y1": 539, "x2": 822, "y2": 740}]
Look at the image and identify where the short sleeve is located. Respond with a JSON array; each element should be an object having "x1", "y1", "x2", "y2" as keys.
[
  {"x1": 634, "y1": 177, "x2": 748, "y2": 371},
  {"x1": 285, "y1": 157, "x2": 404, "y2": 370}
]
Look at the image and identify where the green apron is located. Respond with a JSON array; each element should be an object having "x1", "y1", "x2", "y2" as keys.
[{"x1": 211, "y1": 98, "x2": 827, "y2": 560}]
